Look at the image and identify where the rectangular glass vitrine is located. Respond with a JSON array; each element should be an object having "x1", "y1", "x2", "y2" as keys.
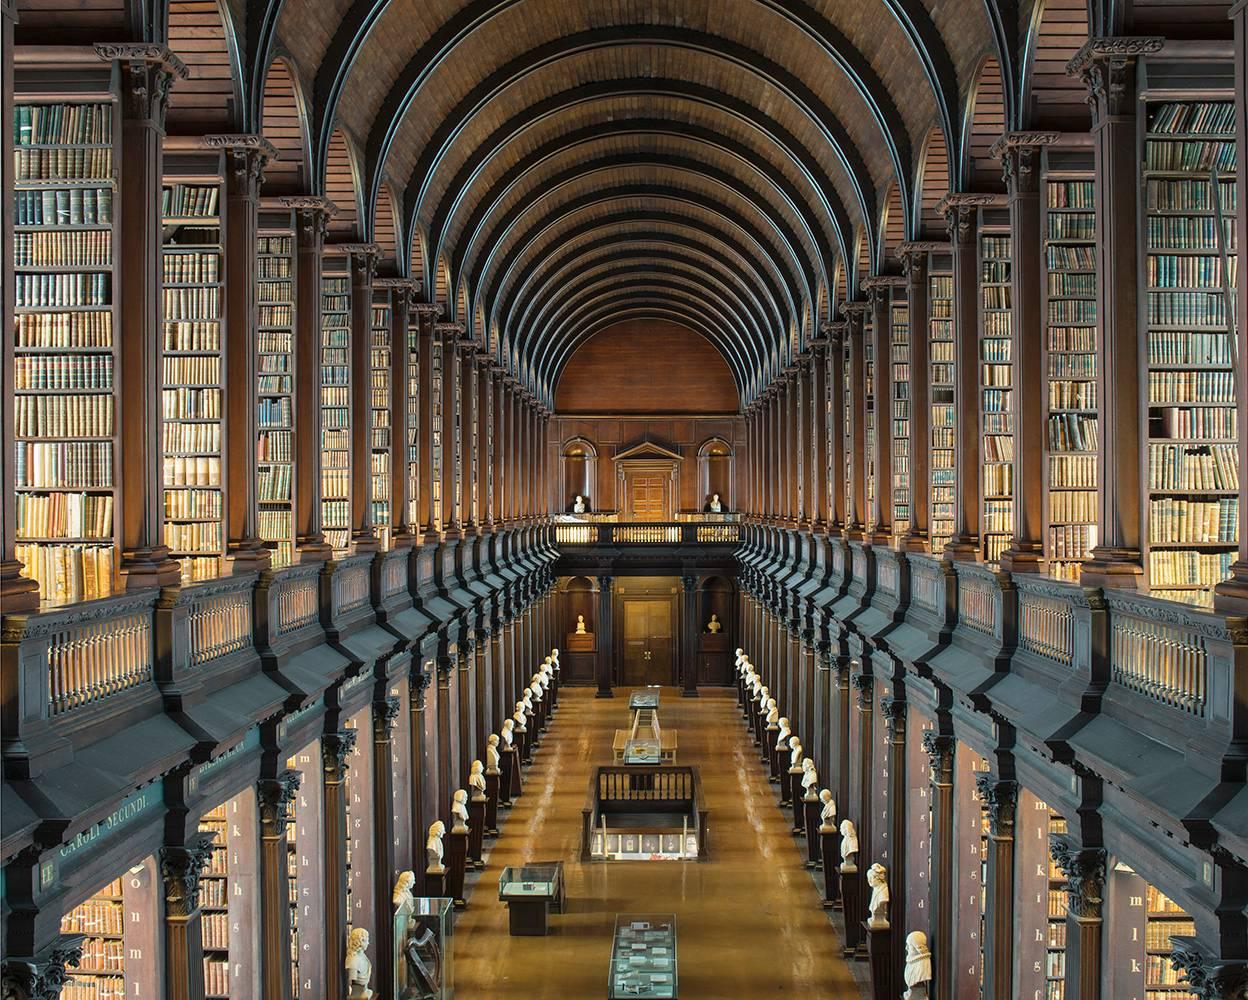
[
  {"x1": 393, "y1": 895, "x2": 453, "y2": 1000},
  {"x1": 608, "y1": 914, "x2": 677, "y2": 998},
  {"x1": 498, "y1": 862, "x2": 564, "y2": 935}
]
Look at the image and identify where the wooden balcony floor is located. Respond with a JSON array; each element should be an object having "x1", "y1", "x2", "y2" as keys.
[{"x1": 453, "y1": 687, "x2": 862, "y2": 998}]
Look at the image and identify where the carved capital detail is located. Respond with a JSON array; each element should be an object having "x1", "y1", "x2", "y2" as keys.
[
  {"x1": 159, "y1": 832, "x2": 217, "y2": 918},
  {"x1": 1049, "y1": 836, "x2": 1107, "y2": 920},
  {"x1": 257, "y1": 769, "x2": 302, "y2": 831},
  {"x1": 321, "y1": 729, "x2": 358, "y2": 778},
  {"x1": 921, "y1": 731, "x2": 955, "y2": 772},
  {"x1": 1067, "y1": 37, "x2": 1164, "y2": 119},
  {"x1": 940, "y1": 199, "x2": 979, "y2": 247},
  {"x1": 1168, "y1": 940, "x2": 1248, "y2": 1000},
  {"x1": 1, "y1": 940, "x2": 85, "y2": 1000},
  {"x1": 410, "y1": 662, "x2": 434, "y2": 710},
  {"x1": 109, "y1": 48, "x2": 187, "y2": 125},
  {"x1": 975, "y1": 774, "x2": 1018, "y2": 834},
  {"x1": 373, "y1": 696, "x2": 401, "y2": 738}
]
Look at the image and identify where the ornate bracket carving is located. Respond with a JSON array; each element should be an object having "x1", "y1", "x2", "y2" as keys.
[
  {"x1": 159, "y1": 832, "x2": 217, "y2": 918},
  {"x1": 921, "y1": 731, "x2": 955, "y2": 774},
  {"x1": 1, "y1": 939, "x2": 85, "y2": 1000},
  {"x1": 373, "y1": 696, "x2": 402, "y2": 738},
  {"x1": 1049, "y1": 836, "x2": 1107, "y2": 920},
  {"x1": 1169, "y1": 939, "x2": 1248, "y2": 1000},
  {"x1": 321, "y1": 729, "x2": 358, "y2": 779},
  {"x1": 257, "y1": 769, "x2": 302, "y2": 831},
  {"x1": 975, "y1": 774, "x2": 1018, "y2": 835},
  {"x1": 1067, "y1": 37, "x2": 1165, "y2": 119}
]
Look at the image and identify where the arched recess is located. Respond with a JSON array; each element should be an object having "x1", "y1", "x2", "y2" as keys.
[
  {"x1": 14, "y1": 0, "x2": 130, "y2": 43},
  {"x1": 816, "y1": 284, "x2": 830, "y2": 328},
  {"x1": 434, "y1": 256, "x2": 452, "y2": 314},
  {"x1": 409, "y1": 226, "x2": 428, "y2": 292},
  {"x1": 1021, "y1": 0, "x2": 1092, "y2": 130},
  {"x1": 373, "y1": 183, "x2": 401, "y2": 275},
  {"x1": 474, "y1": 302, "x2": 488, "y2": 347},
  {"x1": 697, "y1": 438, "x2": 735, "y2": 513},
  {"x1": 325, "y1": 127, "x2": 363, "y2": 240},
  {"x1": 259, "y1": 56, "x2": 310, "y2": 196},
  {"x1": 558, "y1": 575, "x2": 597, "y2": 682},
  {"x1": 696, "y1": 574, "x2": 736, "y2": 685},
  {"x1": 455, "y1": 280, "x2": 470, "y2": 327},
  {"x1": 879, "y1": 181, "x2": 907, "y2": 273},
  {"x1": 915, "y1": 126, "x2": 951, "y2": 239},
  {"x1": 853, "y1": 227, "x2": 872, "y2": 292},
  {"x1": 833, "y1": 259, "x2": 847, "y2": 316},
  {"x1": 963, "y1": 57, "x2": 1007, "y2": 193},
  {"x1": 560, "y1": 438, "x2": 598, "y2": 512},
  {"x1": 165, "y1": 0, "x2": 242, "y2": 134}
]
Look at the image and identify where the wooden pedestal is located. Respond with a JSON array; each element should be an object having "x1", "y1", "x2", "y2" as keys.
[
  {"x1": 485, "y1": 771, "x2": 501, "y2": 833},
  {"x1": 468, "y1": 797, "x2": 486, "y2": 868},
  {"x1": 840, "y1": 864, "x2": 864, "y2": 958},
  {"x1": 766, "y1": 730, "x2": 780, "y2": 781},
  {"x1": 506, "y1": 899, "x2": 550, "y2": 937},
  {"x1": 788, "y1": 771, "x2": 803, "y2": 828},
  {"x1": 502, "y1": 746, "x2": 522, "y2": 800},
  {"x1": 820, "y1": 827, "x2": 842, "y2": 907},
  {"x1": 865, "y1": 921, "x2": 894, "y2": 998},
  {"x1": 424, "y1": 867, "x2": 446, "y2": 899},
  {"x1": 803, "y1": 798, "x2": 822, "y2": 867},
  {"x1": 446, "y1": 829, "x2": 469, "y2": 909}
]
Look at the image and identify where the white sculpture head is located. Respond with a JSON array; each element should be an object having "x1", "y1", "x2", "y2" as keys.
[
  {"x1": 904, "y1": 932, "x2": 932, "y2": 988},
  {"x1": 867, "y1": 863, "x2": 890, "y2": 926},
  {"x1": 393, "y1": 870, "x2": 416, "y2": 906},
  {"x1": 428, "y1": 820, "x2": 445, "y2": 840},
  {"x1": 502, "y1": 719, "x2": 514, "y2": 733},
  {"x1": 839, "y1": 819, "x2": 859, "y2": 862},
  {"x1": 760, "y1": 686, "x2": 770, "y2": 700},
  {"x1": 819, "y1": 789, "x2": 836, "y2": 825},
  {"x1": 347, "y1": 927, "x2": 370, "y2": 957},
  {"x1": 453, "y1": 789, "x2": 468, "y2": 807},
  {"x1": 544, "y1": 655, "x2": 553, "y2": 667},
  {"x1": 551, "y1": 647, "x2": 560, "y2": 661},
  {"x1": 788, "y1": 736, "x2": 801, "y2": 751},
  {"x1": 488, "y1": 733, "x2": 500, "y2": 748},
  {"x1": 470, "y1": 759, "x2": 483, "y2": 775}
]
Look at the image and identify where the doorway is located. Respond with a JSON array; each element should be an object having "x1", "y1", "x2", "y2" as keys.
[
  {"x1": 621, "y1": 598, "x2": 674, "y2": 686},
  {"x1": 622, "y1": 465, "x2": 674, "y2": 521}
]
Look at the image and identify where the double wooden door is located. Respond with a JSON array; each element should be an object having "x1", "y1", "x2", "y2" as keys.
[
  {"x1": 620, "y1": 462, "x2": 675, "y2": 520},
  {"x1": 620, "y1": 599, "x2": 674, "y2": 686}
]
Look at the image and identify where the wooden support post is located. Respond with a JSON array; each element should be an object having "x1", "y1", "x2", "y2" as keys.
[
  {"x1": 446, "y1": 827, "x2": 469, "y2": 909},
  {"x1": 159, "y1": 833, "x2": 216, "y2": 1000},
  {"x1": 321, "y1": 729, "x2": 355, "y2": 1000},
  {"x1": 257, "y1": 769, "x2": 300, "y2": 1000}
]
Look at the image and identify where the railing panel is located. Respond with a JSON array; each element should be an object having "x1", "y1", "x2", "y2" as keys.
[
  {"x1": 911, "y1": 557, "x2": 944, "y2": 616},
  {"x1": 273, "y1": 568, "x2": 321, "y2": 637},
  {"x1": 1016, "y1": 581, "x2": 1076, "y2": 667},
  {"x1": 332, "y1": 557, "x2": 372, "y2": 618},
  {"x1": 187, "y1": 583, "x2": 253, "y2": 667},
  {"x1": 41, "y1": 598, "x2": 157, "y2": 717},
  {"x1": 695, "y1": 523, "x2": 741, "y2": 543},
  {"x1": 555, "y1": 524, "x2": 595, "y2": 545},
  {"x1": 1107, "y1": 594, "x2": 1213, "y2": 718},
  {"x1": 957, "y1": 568, "x2": 1001, "y2": 638}
]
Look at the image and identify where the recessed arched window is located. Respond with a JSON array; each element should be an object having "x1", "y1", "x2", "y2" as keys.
[
  {"x1": 561, "y1": 437, "x2": 598, "y2": 512},
  {"x1": 697, "y1": 438, "x2": 734, "y2": 512}
]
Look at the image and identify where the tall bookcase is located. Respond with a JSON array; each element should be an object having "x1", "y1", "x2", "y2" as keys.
[
  {"x1": 198, "y1": 807, "x2": 230, "y2": 997},
  {"x1": 320, "y1": 258, "x2": 352, "y2": 555},
  {"x1": 1141, "y1": 99, "x2": 1239, "y2": 604},
  {"x1": 929, "y1": 261, "x2": 955, "y2": 554},
  {"x1": 980, "y1": 222, "x2": 1014, "y2": 564},
  {"x1": 1047, "y1": 812, "x2": 1069, "y2": 999},
  {"x1": 370, "y1": 295, "x2": 392, "y2": 549},
  {"x1": 864, "y1": 312, "x2": 876, "y2": 528},
  {"x1": 257, "y1": 207, "x2": 296, "y2": 568},
  {"x1": 1043, "y1": 154, "x2": 1100, "y2": 582},
  {"x1": 60, "y1": 877, "x2": 126, "y2": 998},
  {"x1": 1143, "y1": 883, "x2": 1196, "y2": 999},
  {"x1": 161, "y1": 153, "x2": 225, "y2": 583},
  {"x1": 13, "y1": 95, "x2": 119, "y2": 604},
  {"x1": 406, "y1": 311, "x2": 421, "y2": 531},
  {"x1": 890, "y1": 291, "x2": 911, "y2": 539},
  {"x1": 843, "y1": 336, "x2": 853, "y2": 524}
]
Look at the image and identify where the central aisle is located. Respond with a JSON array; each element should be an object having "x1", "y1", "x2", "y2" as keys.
[{"x1": 451, "y1": 687, "x2": 861, "y2": 998}]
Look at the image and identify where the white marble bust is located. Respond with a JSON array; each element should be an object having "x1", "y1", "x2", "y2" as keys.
[
  {"x1": 551, "y1": 647, "x2": 560, "y2": 667},
  {"x1": 426, "y1": 821, "x2": 446, "y2": 873},
  {"x1": 469, "y1": 760, "x2": 487, "y2": 799},
  {"x1": 866, "y1": 863, "x2": 890, "y2": 928},
  {"x1": 393, "y1": 870, "x2": 416, "y2": 910},
  {"x1": 757, "y1": 689, "x2": 771, "y2": 718},
  {"x1": 904, "y1": 931, "x2": 932, "y2": 999},
  {"x1": 818, "y1": 790, "x2": 836, "y2": 831},
  {"x1": 709, "y1": 493, "x2": 722, "y2": 513},
  {"x1": 839, "y1": 819, "x2": 859, "y2": 869},
  {"x1": 801, "y1": 759, "x2": 819, "y2": 799},
  {"x1": 788, "y1": 736, "x2": 803, "y2": 771},
  {"x1": 765, "y1": 699, "x2": 780, "y2": 727},
  {"x1": 734, "y1": 647, "x2": 745, "y2": 668},
  {"x1": 486, "y1": 733, "x2": 501, "y2": 772},
  {"x1": 451, "y1": 789, "x2": 470, "y2": 832},
  {"x1": 575, "y1": 614, "x2": 588, "y2": 633},
  {"x1": 775, "y1": 717, "x2": 791, "y2": 750},
  {"x1": 345, "y1": 927, "x2": 372, "y2": 999},
  {"x1": 572, "y1": 494, "x2": 586, "y2": 513},
  {"x1": 501, "y1": 718, "x2": 515, "y2": 747},
  {"x1": 512, "y1": 706, "x2": 527, "y2": 732},
  {"x1": 529, "y1": 681, "x2": 542, "y2": 703}
]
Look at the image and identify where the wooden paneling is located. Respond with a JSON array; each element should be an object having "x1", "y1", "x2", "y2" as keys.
[
  {"x1": 967, "y1": 58, "x2": 1006, "y2": 192},
  {"x1": 166, "y1": 0, "x2": 239, "y2": 134},
  {"x1": 881, "y1": 181, "x2": 906, "y2": 269},
  {"x1": 1130, "y1": 0, "x2": 1232, "y2": 37},
  {"x1": 918, "y1": 127, "x2": 951, "y2": 238},
  {"x1": 325, "y1": 127, "x2": 361, "y2": 239},
  {"x1": 554, "y1": 320, "x2": 738, "y2": 415},
  {"x1": 260, "y1": 58, "x2": 308, "y2": 196},
  {"x1": 374, "y1": 183, "x2": 400, "y2": 274}
]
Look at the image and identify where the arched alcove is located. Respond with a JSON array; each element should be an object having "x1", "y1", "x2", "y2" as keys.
[
  {"x1": 697, "y1": 438, "x2": 734, "y2": 513},
  {"x1": 325, "y1": 127, "x2": 363, "y2": 240},
  {"x1": 561, "y1": 438, "x2": 599, "y2": 512},
  {"x1": 259, "y1": 56, "x2": 311, "y2": 196},
  {"x1": 696, "y1": 575, "x2": 736, "y2": 685}
]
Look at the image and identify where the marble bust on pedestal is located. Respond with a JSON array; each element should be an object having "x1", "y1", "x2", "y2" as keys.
[
  {"x1": 451, "y1": 789, "x2": 470, "y2": 832},
  {"x1": 904, "y1": 931, "x2": 932, "y2": 999},
  {"x1": 801, "y1": 758, "x2": 819, "y2": 799},
  {"x1": 818, "y1": 790, "x2": 836, "y2": 831},
  {"x1": 788, "y1": 736, "x2": 803, "y2": 770},
  {"x1": 345, "y1": 927, "x2": 373, "y2": 999},
  {"x1": 469, "y1": 760, "x2": 487, "y2": 800},
  {"x1": 501, "y1": 719, "x2": 515, "y2": 748},
  {"x1": 575, "y1": 615, "x2": 588, "y2": 634},
  {"x1": 706, "y1": 613, "x2": 722, "y2": 633},
  {"x1": 866, "y1": 863, "x2": 890, "y2": 928},
  {"x1": 426, "y1": 821, "x2": 446, "y2": 873},
  {"x1": 775, "y1": 717, "x2": 791, "y2": 750},
  {"x1": 486, "y1": 734, "x2": 501, "y2": 772},
  {"x1": 839, "y1": 820, "x2": 859, "y2": 870}
]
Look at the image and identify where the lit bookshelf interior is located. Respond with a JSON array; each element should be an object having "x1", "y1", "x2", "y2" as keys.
[
  {"x1": 929, "y1": 266, "x2": 955, "y2": 554},
  {"x1": 198, "y1": 807, "x2": 230, "y2": 998},
  {"x1": 980, "y1": 229, "x2": 1014, "y2": 564},
  {"x1": 370, "y1": 296, "x2": 392, "y2": 549},
  {"x1": 257, "y1": 222, "x2": 296, "y2": 567},
  {"x1": 864, "y1": 313, "x2": 876, "y2": 528},
  {"x1": 1141, "y1": 100, "x2": 1239, "y2": 605},
  {"x1": 890, "y1": 294, "x2": 911, "y2": 539},
  {"x1": 405, "y1": 312, "x2": 421, "y2": 530},
  {"x1": 13, "y1": 98, "x2": 118, "y2": 604},
  {"x1": 161, "y1": 175, "x2": 225, "y2": 583},
  {"x1": 1143, "y1": 883, "x2": 1196, "y2": 999},
  {"x1": 430, "y1": 330, "x2": 444, "y2": 528},
  {"x1": 1047, "y1": 813, "x2": 1069, "y2": 1000},
  {"x1": 1044, "y1": 172, "x2": 1099, "y2": 581},
  {"x1": 321, "y1": 264, "x2": 352, "y2": 555},
  {"x1": 59, "y1": 877, "x2": 126, "y2": 998},
  {"x1": 843, "y1": 335, "x2": 853, "y2": 523}
]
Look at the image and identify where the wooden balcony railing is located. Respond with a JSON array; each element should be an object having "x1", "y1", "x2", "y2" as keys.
[
  {"x1": 187, "y1": 578, "x2": 254, "y2": 667},
  {"x1": 553, "y1": 521, "x2": 743, "y2": 546},
  {"x1": 45, "y1": 597, "x2": 156, "y2": 716}
]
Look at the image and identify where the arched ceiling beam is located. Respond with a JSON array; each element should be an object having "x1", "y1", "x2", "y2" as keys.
[
  {"x1": 245, "y1": 1, "x2": 287, "y2": 130},
  {"x1": 481, "y1": 197, "x2": 807, "y2": 357},
  {"x1": 493, "y1": 214, "x2": 799, "y2": 360},
  {"x1": 512, "y1": 240, "x2": 782, "y2": 350},
  {"x1": 310, "y1": 0, "x2": 392, "y2": 168},
  {"x1": 443, "y1": 129, "x2": 837, "y2": 304},
  {"x1": 458, "y1": 157, "x2": 824, "y2": 321},
  {"x1": 501, "y1": 222, "x2": 783, "y2": 347},
  {"x1": 385, "y1": 28, "x2": 879, "y2": 252}
]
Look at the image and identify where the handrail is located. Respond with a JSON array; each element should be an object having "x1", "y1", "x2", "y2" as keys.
[
  {"x1": 186, "y1": 577, "x2": 254, "y2": 667},
  {"x1": 553, "y1": 521, "x2": 743, "y2": 545}
]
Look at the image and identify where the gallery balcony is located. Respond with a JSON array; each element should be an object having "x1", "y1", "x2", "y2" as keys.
[{"x1": 552, "y1": 514, "x2": 742, "y2": 575}]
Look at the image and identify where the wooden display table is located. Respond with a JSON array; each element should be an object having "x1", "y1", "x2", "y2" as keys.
[
  {"x1": 612, "y1": 729, "x2": 678, "y2": 764},
  {"x1": 498, "y1": 862, "x2": 565, "y2": 936}
]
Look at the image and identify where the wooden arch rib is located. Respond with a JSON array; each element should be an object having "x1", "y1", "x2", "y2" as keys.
[
  {"x1": 325, "y1": 127, "x2": 364, "y2": 239},
  {"x1": 455, "y1": 279, "x2": 470, "y2": 326},
  {"x1": 165, "y1": 0, "x2": 242, "y2": 134},
  {"x1": 915, "y1": 126, "x2": 950, "y2": 239},
  {"x1": 373, "y1": 182, "x2": 401, "y2": 274},
  {"x1": 879, "y1": 181, "x2": 907, "y2": 272},
  {"x1": 259, "y1": 56, "x2": 311, "y2": 196},
  {"x1": 963, "y1": 56, "x2": 1007, "y2": 193},
  {"x1": 1021, "y1": 0, "x2": 1091, "y2": 130}
]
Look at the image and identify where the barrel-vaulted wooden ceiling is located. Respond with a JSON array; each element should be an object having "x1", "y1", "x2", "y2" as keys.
[{"x1": 16, "y1": 0, "x2": 1234, "y2": 404}]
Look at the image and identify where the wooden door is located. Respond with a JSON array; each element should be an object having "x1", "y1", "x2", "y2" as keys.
[
  {"x1": 622, "y1": 465, "x2": 673, "y2": 520},
  {"x1": 621, "y1": 599, "x2": 674, "y2": 686}
]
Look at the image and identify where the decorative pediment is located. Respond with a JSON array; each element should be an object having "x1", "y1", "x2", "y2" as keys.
[{"x1": 612, "y1": 439, "x2": 683, "y2": 463}]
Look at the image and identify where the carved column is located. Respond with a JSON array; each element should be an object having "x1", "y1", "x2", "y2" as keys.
[
  {"x1": 478, "y1": 360, "x2": 494, "y2": 528},
  {"x1": 596, "y1": 576, "x2": 614, "y2": 697},
  {"x1": 321, "y1": 729, "x2": 356, "y2": 1000},
  {"x1": 681, "y1": 575, "x2": 700, "y2": 697},
  {"x1": 1217, "y1": 1, "x2": 1248, "y2": 610},
  {"x1": 111, "y1": 46, "x2": 187, "y2": 589},
  {"x1": 795, "y1": 361, "x2": 807, "y2": 525},
  {"x1": 1, "y1": 938, "x2": 88, "y2": 1000},
  {"x1": 826, "y1": 324, "x2": 847, "y2": 532},
  {"x1": 994, "y1": 134, "x2": 1054, "y2": 572},
  {"x1": 347, "y1": 245, "x2": 380, "y2": 551},
  {"x1": 977, "y1": 774, "x2": 1018, "y2": 1000},
  {"x1": 923, "y1": 732, "x2": 956, "y2": 1000},
  {"x1": 842, "y1": 304, "x2": 869, "y2": 539},
  {"x1": 882, "y1": 696, "x2": 907, "y2": 988},
  {"x1": 864, "y1": 281, "x2": 894, "y2": 543},
  {"x1": 409, "y1": 666, "x2": 433, "y2": 875},
  {"x1": 221, "y1": 138, "x2": 275, "y2": 573},
  {"x1": 435, "y1": 324, "x2": 463, "y2": 533},
  {"x1": 160, "y1": 832, "x2": 216, "y2": 1000},
  {"x1": 852, "y1": 673, "x2": 874, "y2": 873},
  {"x1": 371, "y1": 697, "x2": 400, "y2": 999},
  {"x1": 1169, "y1": 940, "x2": 1248, "y2": 1000},
  {"x1": 258, "y1": 769, "x2": 300, "y2": 1000},
  {"x1": 832, "y1": 660, "x2": 852, "y2": 822},
  {"x1": 810, "y1": 339, "x2": 829, "y2": 528},
  {"x1": 289, "y1": 198, "x2": 335, "y2": 560},
  {"x1": 939, "y1": 195, "x2": 984, "y2": 560},
  {"x1": 1050, "y1": 837, "x2": 1108, "y2": 1000},
  {"x1": 1068, "y1": 38, "x2": 1164, "y2": 588},
  {"x1": 900, "y1": 246, "x2": 931, "y2": 551}
]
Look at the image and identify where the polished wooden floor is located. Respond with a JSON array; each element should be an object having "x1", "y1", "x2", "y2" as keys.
[{"x1": 454, "y1": 687, "x2": 862, "y2": 997}]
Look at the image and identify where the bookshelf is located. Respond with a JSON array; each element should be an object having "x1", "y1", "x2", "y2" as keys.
[
  {"x1": 1143, "y1": 883, "x2": 1196, "y2": 999},
  {"x1": 321, "y1": 261, "x2": 352, "y2": 555},
  {"x1": 864, "y1": 313, "x2": 876, "y2": 529},
  {"x1": 890, "y1": 292, "x2": 911, "y2": 539},
  {"x1": 60, "y1": 877, "x2": 125, "y2": 998},
  {"x1": 198, "y1": 806, "x2": 230, "y2": 998},
  {"x1": 1141, "y1": 100, "x2": 1239, "y2": 605},
  {"x1": 13, "y1": 98, "x2": 119, "y2": 604},
  {"x1": 1047, "y1": 813, "x2": 1069, "y2": 999},
  {"x1": 161, "y1": 169, "x2": 226, "y2": 583},
  {"x1": 843, "y1": 336, "x2": 853, "y2": 525},
  {"x1": 980, "y1": 227, "x2": 1014, "y2": 564},
  {"x1": 1043, "y1": 163, "x2": 1100, "y2": 582},
  {"x1": 406, "y1": 311, "x2": 421, "y2": 531},
  {"x1": 370, "y1": 296, "x2": 392, "y2": 549},
  {"x1": 431, "y1": 330, "x2": 444, "y2": 528},
  {"x1": 257, "y1": 216, "x2": 296, "y2": 568},
  {"x1": 929, "y1": 264, "x2": 955, "y2": 554}
]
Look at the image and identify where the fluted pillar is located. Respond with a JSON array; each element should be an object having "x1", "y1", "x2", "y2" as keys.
[{"x1": 258, "y1": 769, "x2": 301, "y2": 1000}]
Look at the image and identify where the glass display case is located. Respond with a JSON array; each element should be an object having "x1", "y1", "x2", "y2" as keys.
[
  {"x1": 393, "y1": 895, "x2": 453, "y2": 1000},
  {"x1": 628, "y1": 690, "x2": 661, "y2": 710},
  {"x1": 609, "y1": 914, "x2": 678, "y2": 998},
  {"x1": 498, "y1": 862, "x2": 564, "y2": 935},
  {"x1": 622, "y1": 738, "x2": 662, "y2": 765}
]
